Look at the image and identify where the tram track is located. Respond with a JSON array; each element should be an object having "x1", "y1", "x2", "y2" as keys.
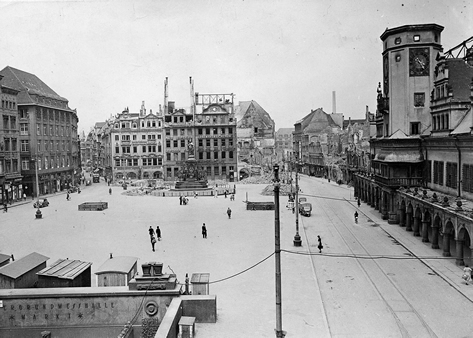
[{"x1": 314, "y1": 196, "x2": 438, "y2": 337}]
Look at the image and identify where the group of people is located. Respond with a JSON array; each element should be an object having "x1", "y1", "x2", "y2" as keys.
[
  {"x1": 149, "y1": 225, "x2": 162, "y2": 252},
  {"x1": 179, "y1": 196, "x2": 189, "y2": 205}
]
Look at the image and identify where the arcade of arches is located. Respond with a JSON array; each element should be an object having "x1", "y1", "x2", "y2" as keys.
[{"x1": 355, "y1": 174, "x2": 473, "y2": 266}]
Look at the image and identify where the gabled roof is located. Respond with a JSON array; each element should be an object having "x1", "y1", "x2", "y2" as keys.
[
  {"x1": 300, "y1": 108, "x2": 339, "y2": 134},
  {"x1": 276, "y1": 128, "x2": 294, "y2": 135},
  {"x1": 0, "y1": 66, "x2": 67, "y2": 104},
  {"x1": 389, "y1": 129, "x2": 409, "y2": 139},
  {"x1": 95, "y1": 256, "x2": 138, "y2": 275},
  {"x1": 0, "y1": 252, "x2": 49, "y2": 279},
  {"x1": 236, "y1": 100, "x2": 275, "y2": 128}
]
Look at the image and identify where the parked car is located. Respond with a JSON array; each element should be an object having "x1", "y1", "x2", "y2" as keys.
[
  {"x1": 299, "y1": 197, "x2": 307, "y2": 204},
  {"x1": 299, "y1": 202, "x2": 312, "y2": 217},
  {"x1": 33, "y1": 198, "x2": 49, "y2": 208}
]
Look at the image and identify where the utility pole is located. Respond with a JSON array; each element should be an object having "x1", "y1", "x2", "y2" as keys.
[
  {"x1": 273, "y1": 164, "x2": 285, "y2": 337},
  {"x1": 293, "y1": 161, "x2": 302, "y2": 246}
]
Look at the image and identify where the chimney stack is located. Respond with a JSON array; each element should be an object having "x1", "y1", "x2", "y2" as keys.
[{"x1": 332, "y1": 91, "x2": 336, "y2": 114}]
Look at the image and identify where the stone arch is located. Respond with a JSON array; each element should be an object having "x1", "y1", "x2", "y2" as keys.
[
  {"x1": 431, "y1": 213, "x2": 442, "y2": 249},
  {"x1": 143, "y1": 172, "x2": 150, "y2": 179},
  {"x1": 239, "y1": 168, "x2": 250, "y2": 180},
  {"x1": 441, "y1": 220, "x2": 455, "y2": 257},
  {"x1": 115, "y1": 172, "x2": 124, "y2": 180},
  {"x1": 405, "y1": 202, "x2": 414, "y2": 232},
  {"x1": 456, "y1": 225, "x2": 472, "y2": 266},
  {"x1": 128, "y1": 172, "x2": 137, "y2": 180},
  {"x1": 153, "y1": 171, "x2": 162, "y2": 179}
]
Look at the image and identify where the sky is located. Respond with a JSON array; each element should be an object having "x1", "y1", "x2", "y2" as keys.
[{"x1": 1, "y1": 0, "x2": 471, "y2": 135}]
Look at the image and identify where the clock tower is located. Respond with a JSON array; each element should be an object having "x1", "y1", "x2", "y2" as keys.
[{"x1": 378, "y1": 24, "x2": 444, "y2": 137}]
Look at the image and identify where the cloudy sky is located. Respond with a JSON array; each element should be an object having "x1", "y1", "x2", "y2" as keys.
[{"x1": 1, "y1": 0, "x2": 471, "y2": 134}]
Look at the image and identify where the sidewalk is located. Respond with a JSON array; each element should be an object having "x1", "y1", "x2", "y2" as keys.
[{"x1": 355, "y1": 200, "x2": 473, "y2": 303}]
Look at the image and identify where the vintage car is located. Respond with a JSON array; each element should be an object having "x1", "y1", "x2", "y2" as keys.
[
  {"x1": 33, "y1": 198, "x2": 49, "y2": 208},
  {"x1": 299, "y1": 202, "x2": 312, "y2": 217},
  {"x1": 299, "y1": 197, "x2": 307, "y2": 204}
]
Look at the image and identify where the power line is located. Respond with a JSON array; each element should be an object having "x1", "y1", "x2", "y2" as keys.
[{"x1": 281, "y1": 249, "x2": 455, "y2": 260}]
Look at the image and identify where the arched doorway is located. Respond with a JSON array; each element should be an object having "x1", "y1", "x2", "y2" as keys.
[
  {"x1": 406, "y1": 202, "x2": 413, "y2": 232},
  {"x1": 143, "y1": 172, "x2": 150, "y2": 179},
  {"x1": 431, "y1": 214, "x2": 441, "y2": 249},
  {"x1": 115, "y1": 172, "x2": 124, "y2": 180},
  {"x1": 413, "y1": 207, "x2": 422, "y2": 237},
  {"x1": 239, "y1": 168, "x2": 250, "y2": 180},
  {"x1": 442, "y1": 220, "x2": 454, "y2": 257},
  {"x1": 457, "y1": 226, "x2": 472, "y2": 266},
  {"x1": 128, "y1": 172, "x2": 137, "y2": 180},
  {"x1": 153, "y1": 171, "x2": 162, "y2": 179}
]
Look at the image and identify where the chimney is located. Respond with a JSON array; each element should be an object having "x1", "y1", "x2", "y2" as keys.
[{"x1": 332, "y1": 91, "x2": 336, "y2": 114}]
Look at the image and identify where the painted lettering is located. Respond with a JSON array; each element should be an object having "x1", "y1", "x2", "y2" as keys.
[
  {"x1": 19, "y1": 305, "x2": 22, "y2": 310},
  {"x1": 56, "y1": 314, "x2": 59, "y2": 320},
  {"x1": 33, "y1": 314, "x2": 36, "y2": 320},
  {"x1": 58, "y1": 303, "x2": 62, "y2": 309},
  {"x1": 11, "y1": 305, "x2": 14, "y2": 310},
  {"x1": 72, "y1": 303, "x2": 75, "y2": 309},
  {"x1": 35, "y1": 304, "x2": 39, "y2": 310},
  {"x1": 43, "y1": 304, "x2": 46, "y2": 310},
  {"x1": 51, "y1": 304, "x2": 54, "y2": 310},
  {"x1": 85, "y1": 303, "x2": 88, "y2": 309},
  {"x1": 111, "y1": 302, "x2": 114, "y2": 308},
  {"x1": 68, "y1": 313, "x2": 71, "y2": 319},
  {"x1": 27, "y1": 304, "x2": 30, "y2": 310},
  {"x1": 45, "y1": 314, "x2": 48, "y2": 320},
  {"x1": 21, "y1": 314, "x2": 25, "y2": 320},
  {"x1": 66, "y1": 303, "x2": 70, "y2": 309}
]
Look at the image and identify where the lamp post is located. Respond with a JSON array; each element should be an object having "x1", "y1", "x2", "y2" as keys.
[
  {"x1": 293, "y1": 161, "x2": 302, "y2": 246},
  {"x1": 33, "y1": 157, "x2": 42, "y2": 219},
  {"x1": 273, "y1": 164, "x2": 285, "y2": 338}
]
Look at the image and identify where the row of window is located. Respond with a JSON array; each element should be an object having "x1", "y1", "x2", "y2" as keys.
[
  {"x1": 115, "y1": 134, "x2": 161, "y2": 141},
  {"x1": 114, "y1": 120, "x2": 162, "y2": 129},
  {"x1": 114, "y1": 158, "x2": 163, "y2": 167},
  {"x1": 1, "y1": 100, "x2": 16, "y2": 110},
  {"x1": 36, "y1": 108, "x2": 71, "y2": 123},
  {"x1": 115, "y1": 145, "x2": 162, "y2": 154},
  {"x1": 3, "y1": 115, "x2": 16, "y2": 130},
  {"x1": 37, "y1": 140, "x2": 72, "y2": 152},
  {"x1": 37, "y1": 124, "x2": 71, "y2": 137},
  {"x1": 432, "y1": 114, "x2": 449, "y2": 131},
  {"x1": 429, "y1": 161, "x2": 473, "y2": 193},
  {"x1": 31, "y1": 156, "x2": 71, "y2": 171},
  {"x1": 2, "y1": 137, "x2": 17, "y2": 151},
  {"x1": 0, "y1": 159, "x2": 18, "y2": 174}
]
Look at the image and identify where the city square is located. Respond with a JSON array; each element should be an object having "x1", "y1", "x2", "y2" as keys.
[{"x1": 3, "y1": 173, "x2": 473, "y2": 337}]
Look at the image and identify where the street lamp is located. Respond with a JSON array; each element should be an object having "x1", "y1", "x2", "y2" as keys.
[
  {"x1": 293, "y1": 161, "x2": 302, "y2": 247},
  {"x1": 33, "y1": 157, "x2": 42, "y2": 219}
]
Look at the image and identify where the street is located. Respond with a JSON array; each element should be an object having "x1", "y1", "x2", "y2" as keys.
[{"x1": 1, "y1": 176, "x2": 473, "y2": 337}]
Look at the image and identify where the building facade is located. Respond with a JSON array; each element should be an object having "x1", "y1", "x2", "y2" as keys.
[
  {"x1": 111, "y1": 102, "x2": 164, "y2": 181},
  {"x1": 0, "y1": 66, "x2": 80, "y2": 197},
  {"x1": 355, "y1": 24, "x2": 473, "y2": 266},
  {"x1": 0, "y1": 75, "x2": 21, "y2": 205}
]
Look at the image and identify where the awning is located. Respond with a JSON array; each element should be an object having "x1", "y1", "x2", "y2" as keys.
[{"x1": 374, "y1": 150, "x2": 424, "y2": 163}]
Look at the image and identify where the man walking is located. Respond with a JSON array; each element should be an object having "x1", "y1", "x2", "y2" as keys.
[
  {"x1": 202, "y1": 223, "x2": 207, "y2": 238},
  {"x1": 66, "y1": 192, "x2": 70, "y2": 201},
  {"x1": 227, "y1": 207, "x2": 232, "y2": 219},
  {"x1": 148, "y1": 226, "x2": 155, "y2": 239},
  {"x1": 151, "y1": 236, "x2": 156, "y2": 252},
  {"x1": 156, "y1": 226, "x2": 161, "y2": 241},
  {"x1": 317, "y1": 235, "x2": 323, "y2": 253}
]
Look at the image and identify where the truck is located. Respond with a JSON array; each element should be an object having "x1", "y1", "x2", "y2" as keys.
[{"x1": 92, "y1": 173, "x2": 100, "y2": 183}]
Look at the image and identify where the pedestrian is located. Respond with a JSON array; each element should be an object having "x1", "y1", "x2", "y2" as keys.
[
  {"x1": 202, "y1": 223, "x2": 207, "y2": 238},
  {"x1": 23, "y1": 193, "x2": 26, "y2": 201},
  {"x1": 227, "y1": 207, "x2": 232, "y2": 219},
  {"x1": 151, "y1": 235, "x2": 156, "y2": 252},
  {"x1": 3, "y1": 203, "x2": 7, "y2": 213},
  {"x1": 230, "y1": 194, "x2": 235, "y2": 201},
  {"x1": 66, "y1": 192, "x2": 70, "y2": 201},
  {"x1": 317, "y1": 235, "x2": 323, "y2": 253},
  {"x1": 354, "y1": 211, "x2": 359, "y2": 223},
  {"x1": 78, "y1": 187, "x2": 81, "y2": 194},
  {"x1": 148, "y1": 226, "x2": 155, "y2": 239},
  {"x1": 194, "y1": 191, "x2": 197, "y2": 199},
  {"x1": 180, "y1": 196, "x2": 183, "y2": 205},
  {"x1": 156, "y1": 226, "x2": 161, "y2": 241},
  {"x1": 357, "y1": 198, "x2": 361, "y2": 207},
  {"x1": 463, "y1": 265, "x2": 472, "y2": 285},
  {"x1": 224, "y1": 191, "x2": 227, "y2": 198},
  {"x1": 109, "y1": 188, "x2": 112, "y2": 195}
]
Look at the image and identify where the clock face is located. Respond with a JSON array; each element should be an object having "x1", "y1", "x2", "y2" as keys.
[{"x1": 409, "y1": 48, "x2": 430, "y2": 76}]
